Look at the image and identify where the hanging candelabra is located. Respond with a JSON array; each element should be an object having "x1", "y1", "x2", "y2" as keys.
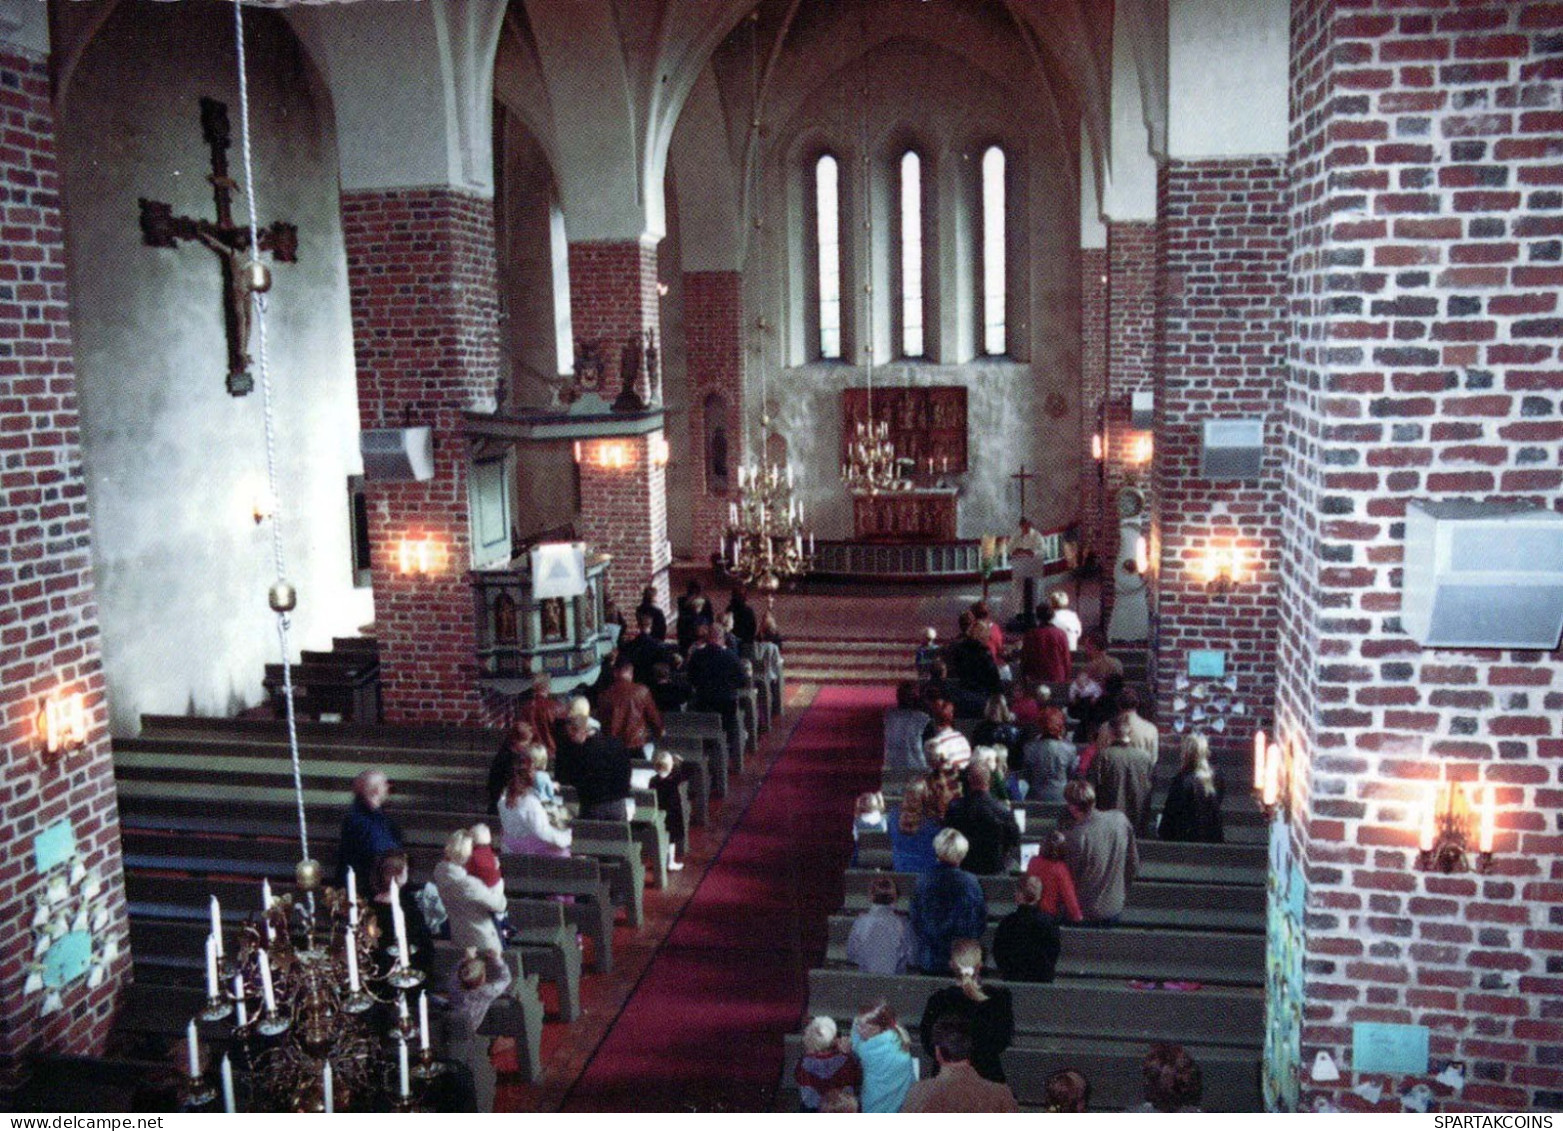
[
  {"x1": 841, "y1": 414, "x2": 911, "y2": 495},
  {"x1": 723, "y1": 416, "x2": 814, "y2": 593}
]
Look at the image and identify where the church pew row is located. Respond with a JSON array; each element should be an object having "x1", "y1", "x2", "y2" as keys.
[
  {"x1": 775, "y1": 1035, "x2": 1262, "y2": 1112},
  {"x1": 871, "y1": 789, "x2": 1269, "y2": 845},
  {"x1": 821, "y1": 916, "x2": 1264, "y2": 987},
  {"x1": 127, "y1": 894, "x2": 583, "y2": 1023},
  {"x1": 111, "y1": 753, "x2": 666, "y2": 902},
  {"x1": 121, "y1": 843, "x2": 618, "y2": 975},
  {"x1": 838, "y1": 870, "x2": 1265, "y2": 934},
  {"x1": 853, "y1": 829, "x2": 1265, "y2": 884}
]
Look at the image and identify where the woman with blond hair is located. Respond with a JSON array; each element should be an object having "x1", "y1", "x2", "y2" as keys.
[
  {"x1": 888, "y1": 780, "x2": 942, "y2": 874},
  {"x1": 1158, "y1": 733, "x2": 1225, "y2": 843},
  {"x1": 850, "y1": 1000, "x2": 917, "y2": 1112},
  {"x1": 917, "y1": 938, "x2": 1014, "y2": 1083}
]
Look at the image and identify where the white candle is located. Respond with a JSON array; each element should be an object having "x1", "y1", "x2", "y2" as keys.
[
  {"x1": 398, "y1": 1039, "x2": 411, "y2": 1098},
  {"x1": 186, "y1": 1019, "x2": 201, "y2": 1080},
  {"x1": 346, "y1": 867, "x2": 359, "y2": 926},
  {"x1": 234, "y1": 981, "x2": 249, "y2": 1028},
  {"x1": 322, "y1": 1062, "x2": 334, "y2": 1114},
  {"x1": 419, "y1": 990, "x2": 430, "y2": 1050},
  {"x1": 221, "y1": 1054, "x2": 235, "y2": 1113},
  {"x1": 786, "y1": 465, "x2": 794, "y2": 489},
  {"x1": 261, "y1": 878, "x2": 272, "y2": 910},
  {"x1": 1252, "y1": 730, "x2": 1267, "y2": 791},
  {"x1": 209, "y1": 896, "x2": 223, "y2": 958},
  {"x1": 389, "y1": 879, "x2": 408, "y2": 961},
  {"x1": 346, "y1": 929, "x2": 361, "y2": 992},
  {"x1": 204, "y1": 933, "x2": 220, "y2": 998},
  {"x1": 258, "y1": 950, "x2": 277, "y2": 1014},
  {"x1": 398, "y1": 993, "x2": 409, "y2": 1024}
]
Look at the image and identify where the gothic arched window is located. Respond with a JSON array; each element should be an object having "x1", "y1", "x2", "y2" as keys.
[
  {"x1": 980, "y1": 145, "x2": 1007, "y2": 356},
  {"x1": 899, "y1": 150, "x2": 924, "y2": 358},
  {"x1": 814, "y1": 153, "x2": 842, "y2": 360}
]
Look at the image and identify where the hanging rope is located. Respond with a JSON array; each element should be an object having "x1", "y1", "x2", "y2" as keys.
[{"x1": 232, "y1": 0, "x2": 310, "y2": 867}]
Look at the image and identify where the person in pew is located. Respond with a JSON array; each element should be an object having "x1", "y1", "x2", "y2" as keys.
[
  {"x1": 1132, "y1": 1043, "x2": 1205, "y2": 1112},
  {"x1": 465, "y1": 823, "x2": 515, "y2": 941},
  {"x1": 1020, "y1": 601, "x2": 1072, "y2": 687},
  {"x1": 371, "y1": 850, "x2": 434, "y2": 980},
  {"x1": 971, "y1": 694, "x2": 1024, "y2": 769},
  {"x1": 1010, "y1": 680, "x2": 1048, "y2": 729},
  {"x1": 497, "y1": 761, "x2": 573, "y2": 858},
  {"x1": 556, "y1": 713, "x2": 635, "y2": 821},
  {"x1": 851, "y1": 791, "x2": 887, "y2": 866},
  {"x1": 970, "y1": 600, "x2": 1005, "y2": 666},
  {"x1": 944, "y1": 616, "x2": 1003, "y2": 717},
  {"x1": 434, "y1": 830, "x2": 510, "y2": 956},
  {"x1": 1047, "y1": 588, "x2": 1083, "y2": 653},
  {"x1": 522, "y1": 672, "x2": 564, "y2": 759},
  {"x1": 676, "y1": 578, "x2": 715, "y2": 655},
  {"x1": 529, "y1": 744, "x2": 559, "y2": 806},
  {"x1": 756, "y1": 609, "x2": 785, "y2": 648},
  {"x1": 850, "y1": 1000, "x2": 917, "y2": 1113},
  {"x1": 335, "y1": 769, "x2": 403, "y2": 889},
  {"x1": 991, "y1": 875, "x2": 1063, "y2": 983},
  {"x1": 1021, "y1": 706, "x2": 1079, "y2": 804},
  {"x1": 794, "y1": 1016, "x2": 862, "y2": 1112},
  {"x1": 1078, "y1": 629, "x2": 1124, "y2": 686},
  {"x1": 889, "y1": 780, "x2": 943, "y2": 874},
  {"x1": 846, "y1": 877, "x2": 915, "y2": 975},
  {"x1": 686, "y1": 622, "x2": 746, "y2": 767},
  {"x1": 1023, "y1": 831, "x2": 1083, "y2": 923},
  {"x1": 1088, "y1": 712, "x2": 1158, "y2": 834},
  {"x1": 650, "y1": 751, "x2": 693, "y2": 871},
  {"x1": 925, "y1": 766, "x2": 961, "y2": 824},
  {"x1": 918, "y1": 938, "x2": 1014, "y2": 1084},
  {"x1": 1158, "y1": 733, "x2": 1226, "y2": 844},
  {"x1": 648, "y1": 661, "x2": 693, "y2": 716},
  {"x1": 1061, "y1": 780, "x2": 1139, "y2": 926},
  {"x1": 972, "y1": 744, "x2": 1012, "y2": 803},
  {"x1": 635, "y1": 585, "x2": 668, "y2": 642},
  {"x1": 884, "y1": 681, "x2": 932, "y2": 774},
  {"x1": 1042, "y1": 1068, "x2": 1092, "y2": 1113},
  {"x1": 902, "y1": 1018, "x2": 1018, "y2": 1112},
  {"x1": 922, "y1": 697, "x2": 972, "y2": 774},
  {"x1": 621, "y1": 612, "x2": 674, "y2": 687},
  {"x1": 943, "y1": 762, "x2": 1021, "y2": 876},
  {"x1": 726, "y1": 584, "x2": 759, "y2": 658},
  {"x1": 914, "y1": 626, "x2": 942, "y2": 678},
  {"x1": 910, "y1": 830, "x2": 987, "y2": 974},
  {"x1": 597, "y1": 656, "x2": 665, "y2": 753},
  {"x1": 1094, "y1": 686, "x2": 1159, "y2": 757},
  {"x1": 917, "y1": 657, "x2": 955, "y2": 714},
  {"x1": 487, "y1": 721, "x2": 536, "y2": 816}
]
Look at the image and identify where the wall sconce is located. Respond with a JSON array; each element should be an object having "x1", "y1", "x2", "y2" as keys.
[
  {"x1": 38, "y1": 691, "x2": 89, "y2": 760},
  {"x1": 1197, "y1": 543, "x2": 1250, "y2": 595},
  {"x1": 574, "y1": 440, "x2": 633, "y2": 470},
  {"x1": 396, "y1": 536, "x2": 441, "y2": 576},
  {"x1": 1417, "y1": 781, "x2": 1494, "y2": 874},
  {"x1": 649, "y1": 435, "x2": 670, "y2": 469},
  {"x1": 1130, "y1": 433, "x2": 1154, "y2": 466},
  {"x1": 1252, "y1": 730, "x2": 1287, "y2": 819}
]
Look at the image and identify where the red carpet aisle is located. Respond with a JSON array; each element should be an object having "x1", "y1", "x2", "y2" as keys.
[{"x1": 560, "y1": 684, "x2": 893, "y2": 1112}]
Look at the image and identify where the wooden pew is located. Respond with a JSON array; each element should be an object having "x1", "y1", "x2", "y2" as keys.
[
  {"x1": 433, "y1": 941, "x2": 546, "y2": 1089},
  {"x1": 569, "y1": 819, "x2": 650, "y2": 919},
  {"x1": 662, "y1": 713, "x2": 732, "y2": 793},
  {"x1": 503, "y1": 855, "x2": 617, "y2": 973},
  {"x1": 822, "y1": 915, "x2": 1264, "y2": 986}
]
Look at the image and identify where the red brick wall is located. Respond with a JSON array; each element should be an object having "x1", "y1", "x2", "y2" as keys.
[
  {"x1": 1102, "y1": 221, "x2": 1158, "y2": 610},
  {"x1": 568, "y1": 240, "x2": 671, "y2": 611},
  {"x1": 1153, "y1": 158, "x2": 1289, "y2": 754},
  {"x1": 341, "y1": 188, "x2": 500, "y2": 724},
  {"x1": 1080, "y1": 247, "x2": 1108, "y2": 568},
  {"x1": 684, "y1": 270, "x2": 744, "y2": 562},
  {"x1": 1284, "y1": 0, "x2": 1563, "y2": 1112},
  {"x1": 0, "y1": 48, "x2": 128, "y2": 1074}
]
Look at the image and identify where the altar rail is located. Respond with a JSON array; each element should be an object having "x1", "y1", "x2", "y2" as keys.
[{"x1": 811, "y1": 529, "x2": 1068, "y2": 582}]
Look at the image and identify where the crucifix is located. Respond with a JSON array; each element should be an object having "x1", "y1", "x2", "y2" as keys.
[
  {"x1": 1011, "y1": 464, "x2": 1037, "y2": 520},
  {"x1": 138, "y1": 97, "x2": 298, "y2": 396}
]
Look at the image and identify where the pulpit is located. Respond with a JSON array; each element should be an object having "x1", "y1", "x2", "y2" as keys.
[{"x1": 852, "y1": 488, "x2": 959, "y2": 542}]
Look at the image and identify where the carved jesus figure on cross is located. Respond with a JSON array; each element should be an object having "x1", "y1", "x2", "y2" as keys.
[{"x1": 138, "y1": 97, "x2": 298, "y2": 396}]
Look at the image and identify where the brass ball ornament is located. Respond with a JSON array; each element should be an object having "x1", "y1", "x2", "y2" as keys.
[
  {"x1": 294, "y1": 858, "x2": 322, "y2": 891},
  {"x1": 268, "y1": 581, "x2": 297, "y2": 613}
]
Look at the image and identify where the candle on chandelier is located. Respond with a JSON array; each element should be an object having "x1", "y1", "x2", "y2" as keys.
[
  {"x1": 399, "y1": 993, "x2": 410, "y2": 1025},
  {"x1": 233, "y1": 973, "x2": 249, "y2": 1027},
  {"x1": 1252, "y1": 730, "x2": 1267, "y2": 791},
  {"x1": 187, "y1": 1020, "x2": 201, "y2": 1080},
  {"x1": 259, "y1": 949, "x2": 277, "y2": 1014},
  {"x1": 323, "y1": 1062, "x2": 334, "y2": 1115},
  {"x1": 398, "y1": 1039, "x2": 411, "y2": 1098},
  {"x1": 346, "y1": 927, "x2": 361, "y2": 992},
  {"x1": 390, "y1": 878, "x2": 409, "y2": 961},
  {"x1": 419, "y1": 990, "x2": 430, "y2": 1050},
  {"x1": 204, "y1": 933, "x2": 220, "y2": 998},
  {"x1": 261, "y1": 878, "x2": 272, "y2": 910},
  {"x1": 1262, "y1": 744, "x2": 1282, "y2": 809},
  {"x1": 209, "y1": 896, "x2": 223, "y2": 958},
  {"x1": 221, "y1": 1054, "x2": 235, "y2": 1113},
  {"x1": 808, "y1": 533, "x2": 815, "y2": 556},
  {"x1": 346, "y1": 867, "x2": 358, "y2": 926}
]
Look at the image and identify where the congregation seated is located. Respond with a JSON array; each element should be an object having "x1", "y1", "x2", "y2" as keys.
[
  {"x1": 991, "y1": 875, "x2": 1061, "y2": 983},
  {"x1": 942, "y1": 762, "x2": 1020, "y2": 876},
  {"x1": 888, "y1": 781, "x2": 942, "y2": 874},
  {"x1": 336, "y1": 768, "x2": 402, "y2": 889},
  {"x1": 846, "y1": 877, "x2": 914, "y2": 975},
  {"x1": 1133, "y1": 1043, "x2": 1205, "y2": 1113},
  {"x1": 850, "y1": 1001, "x2": 917, "y2": 1113},
  {"x1": 917, "y1": 938, "x2": 1013, "y2": 1083},
  {"x1": 1020, "y1": 705, "x2": 1078, "y2": 803},
  {"x1": 1159, "y1": 733, "x2": 1225, "y2": 843},
  {"x1": 902, "y1": 1016, "x2": 1017, "y2": 1113},
  {"x1": 883, "y1": 681, "x2": 932, "y2": 773},
  {"x1": 910, "y1": 829, "x2": 986, "y2": 973}
]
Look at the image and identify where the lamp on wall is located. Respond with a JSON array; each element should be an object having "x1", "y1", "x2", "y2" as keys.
[
  {"x1": 1416, "y1": 781, "x2": 1495, "y2": 874},
  {"x1": 38, "y1": 690, "x2": 89, "y2": 760},
  {"x1": 1197, "y1": 542, "x2": 1250, "y2": 596},
  {"x1": 1130, "y1": 433, "x2": 1154, "y2": 467},
  {"x1": 573, "y1": 440, "x2": 633, "y2": 471},
  {"x1": 649, "y1": 435, "x2": 670, "y2": 469},
  {"x1": 396, "y1": 537, "x2": 441, "y2": 576}
]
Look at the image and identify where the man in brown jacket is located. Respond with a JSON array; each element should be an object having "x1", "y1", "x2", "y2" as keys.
[
  {"x1": 596, "y1": 657, "x2": 664, "y2": 752},
  {"x1": 901, "y1": 1017, "x2": 1019, "y2": 1112}
]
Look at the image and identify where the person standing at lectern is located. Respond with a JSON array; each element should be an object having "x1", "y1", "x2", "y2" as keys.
[{"x1": 1010, "y1": 517, "x2": 1048, "y2": 629}]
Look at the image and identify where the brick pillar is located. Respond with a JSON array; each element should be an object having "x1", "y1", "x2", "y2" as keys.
[
  {"x1": 0, "y1": 46, "x2": 129, "y2": 1076},
  {"x1": 1102, "y1": 221, "x2": 1158, "y2": 618},
  {"x1": 341, "y1": 188, "x2": 500, "y2": 725},
  {"x1": 1152, "y1": 159, "x2": 1289, "y2": 756},
  {"x1": 1080, "y1": 248, "x2": 1108, "y2": 565},
  {"x1": 684, "y1": 270, "x2": 744, "y2": 563},
  {"x1": 1281, "y1": 0, "x2": 1563, "y2": 1112},
  {"x1": 569, "y1": 239, "x2": 671, "y2": 611}
]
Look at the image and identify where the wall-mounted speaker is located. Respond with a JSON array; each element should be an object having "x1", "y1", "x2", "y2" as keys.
[
  {"x1": 360, "y1": 427, "x2": 435, "y2": 482},
  {"x1": 1200, "y1": 419, "x2": 1265, "y2": 480},
  {"x1": 1402, "y1": 500, "x2": 1563, "y2": 649},
  {"x1": 1131, "y1": 391, "x2": 1154, "y2": 429}
]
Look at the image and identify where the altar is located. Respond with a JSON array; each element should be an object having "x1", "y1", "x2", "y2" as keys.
[{"x1": 852, "y1": 487, "x2": 959, "y2": 542}]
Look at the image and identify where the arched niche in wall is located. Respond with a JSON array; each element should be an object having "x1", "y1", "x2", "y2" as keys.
[{"x1": 703, "y1": 392, "x2": 731, "y2": 495}]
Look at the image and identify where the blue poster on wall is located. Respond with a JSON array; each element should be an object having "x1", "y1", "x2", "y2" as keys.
[{"x1": 41, "y1": 930, "x2": 93, "y2": 988}]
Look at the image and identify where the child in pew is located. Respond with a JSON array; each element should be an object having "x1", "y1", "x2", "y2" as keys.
[
  {"x1": 649, "y1": 751, "x2": 692, "y2": 871},
  {"x1": 528, "y1": 745, "x2": 560, "y2": 808},
  {"x1": 795, "y1": 1016, "x2": 862, "y2": 1112},
  {"x1": 1043, "y1": 1069, "x2": 1092, "y2": 1113},
  {"x1": 1023, "y1": 831, "x2": 1083, "y2": 922},
  {"x1": 465, "y1": 824, "x2": 518, "y2": 944},
  {"x1": 850, "y1": 1000, "x2": 917, "y2": 1113},
  {"x1": 850, "y1": 791, "x2": 886, "y2": 865}
]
